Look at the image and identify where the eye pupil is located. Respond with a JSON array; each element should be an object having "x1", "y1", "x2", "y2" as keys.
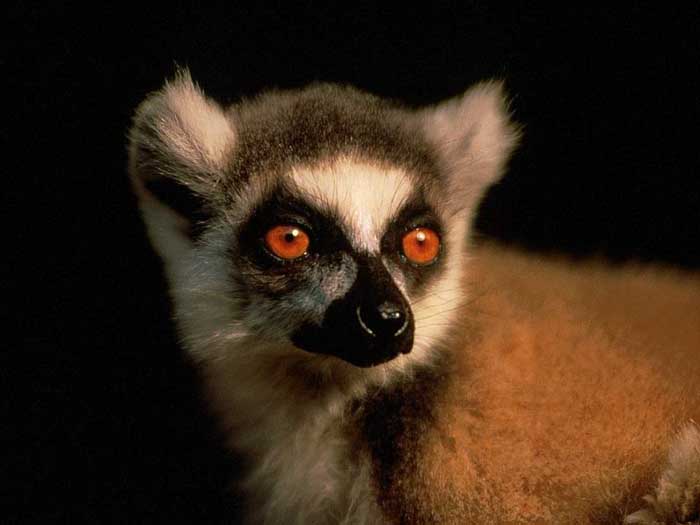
[{"x1": 284, "y1": 230, "x2": 297, "y2": 243}]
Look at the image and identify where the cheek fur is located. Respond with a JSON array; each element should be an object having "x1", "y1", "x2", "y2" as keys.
[{"x1": 410, "y1": 218, "x2": 469, "y2": 353}]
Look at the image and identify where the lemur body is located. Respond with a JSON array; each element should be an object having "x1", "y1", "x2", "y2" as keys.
[{"x1": 129, "y1": 72, "x2": 700, "y2": 524}]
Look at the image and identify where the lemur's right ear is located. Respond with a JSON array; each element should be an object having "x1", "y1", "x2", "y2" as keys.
[{"x1": 128, "y1": 70, "x2": 236, "y2": 248}]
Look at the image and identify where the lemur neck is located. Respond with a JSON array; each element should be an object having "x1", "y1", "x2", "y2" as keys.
[
  {"x1": 200, "y1": 350, "x2": 373, "y2": 441},
  {"x1": 202, "y1": 344, "x2": 452, "y2": 448},
  {"x1": 200, "y1": 343, "x2": 453, "y2": 523}
]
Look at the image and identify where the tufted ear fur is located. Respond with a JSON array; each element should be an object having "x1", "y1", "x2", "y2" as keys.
[
  {"x1": 420, "y1": 81, "x2": 520, "y2": 215},
  {"x1": 128, "y1": 70, "x2": 236, "y2": 261}
]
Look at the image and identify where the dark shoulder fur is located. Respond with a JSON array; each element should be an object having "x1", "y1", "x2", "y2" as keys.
[{"x1": 350, "y1": 352, "x2": 453, "y2": 523}]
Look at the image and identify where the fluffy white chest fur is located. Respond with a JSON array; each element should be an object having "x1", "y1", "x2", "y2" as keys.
[{"x1": 203, "y1": 350, "x2": 385, "y2": 524}]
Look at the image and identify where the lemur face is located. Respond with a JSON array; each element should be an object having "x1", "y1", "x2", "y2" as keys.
[
  {"x1": 129, "y1": 71, "x2": 518, "y2": 376},
  {"x1": 230, "y1": 160, "x2": 450, "y2": 367}
]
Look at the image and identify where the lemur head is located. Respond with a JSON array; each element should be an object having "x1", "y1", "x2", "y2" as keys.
[{"x1": 129, "y1": 71, "x2": 518, "y2": 389}]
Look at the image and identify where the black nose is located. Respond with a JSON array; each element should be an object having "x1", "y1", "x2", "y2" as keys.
[
  {"x1": 290, "y1": 257, "x2": 415, "y2": 367},
  {"x1": 357, "y1": 300, "x2": 410, "y2": 341}
]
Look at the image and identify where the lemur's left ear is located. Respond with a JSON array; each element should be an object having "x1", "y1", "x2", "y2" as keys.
[
  {"x1": 419, "y1": 81, "x2": 520, "y2": 213},
  {"x1": 128, "y1": 70, "x2": 236, "y2": 259}
]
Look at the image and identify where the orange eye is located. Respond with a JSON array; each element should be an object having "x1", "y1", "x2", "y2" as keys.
[
  {"x1": 265, "y1": 225, "x2": 310, "y2": 260},
  {"x1": 402, "y1": 227, "x2": 440, "y2": 265}
]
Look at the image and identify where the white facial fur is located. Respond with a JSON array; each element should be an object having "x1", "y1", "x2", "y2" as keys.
[{"x1": 289, "y1": 158, "x2": 413, "y2": 253}]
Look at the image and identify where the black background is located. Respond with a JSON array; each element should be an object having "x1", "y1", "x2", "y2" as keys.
[{"x1": 9, "y1": 5, "x2": 700, "y2": 524}]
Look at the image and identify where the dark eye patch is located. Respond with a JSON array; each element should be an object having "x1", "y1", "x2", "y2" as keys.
[
  {"x1": 234, "y1": 183, "x2": 447, "y2": 300},
  {"x1": 236, "y1": 184, "x2": 352, "y2": 271},
  {"x1": 381, "y1": 193, "x2": 443, "y2": 252},
  {"x1": 380, "y1": 194, "x2": 447, "y2": 295}
]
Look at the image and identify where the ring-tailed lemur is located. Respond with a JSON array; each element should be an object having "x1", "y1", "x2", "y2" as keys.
[{"x1": 129, "y1": 70, "x2": 700, "y2": 524}]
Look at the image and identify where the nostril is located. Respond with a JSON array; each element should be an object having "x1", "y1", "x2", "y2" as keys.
[{"x1": 378, "y1": 302, "x2": 402, "y2": 321}]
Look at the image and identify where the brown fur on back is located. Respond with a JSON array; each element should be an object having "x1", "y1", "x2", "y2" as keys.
[{"x1": 401, "y1": 245, "x2": 700, "y2": 524}]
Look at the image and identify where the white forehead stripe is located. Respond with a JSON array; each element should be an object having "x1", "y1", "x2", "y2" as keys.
[{"x1": 289, "y1": 159, "x2": 413, "y2": 252}]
